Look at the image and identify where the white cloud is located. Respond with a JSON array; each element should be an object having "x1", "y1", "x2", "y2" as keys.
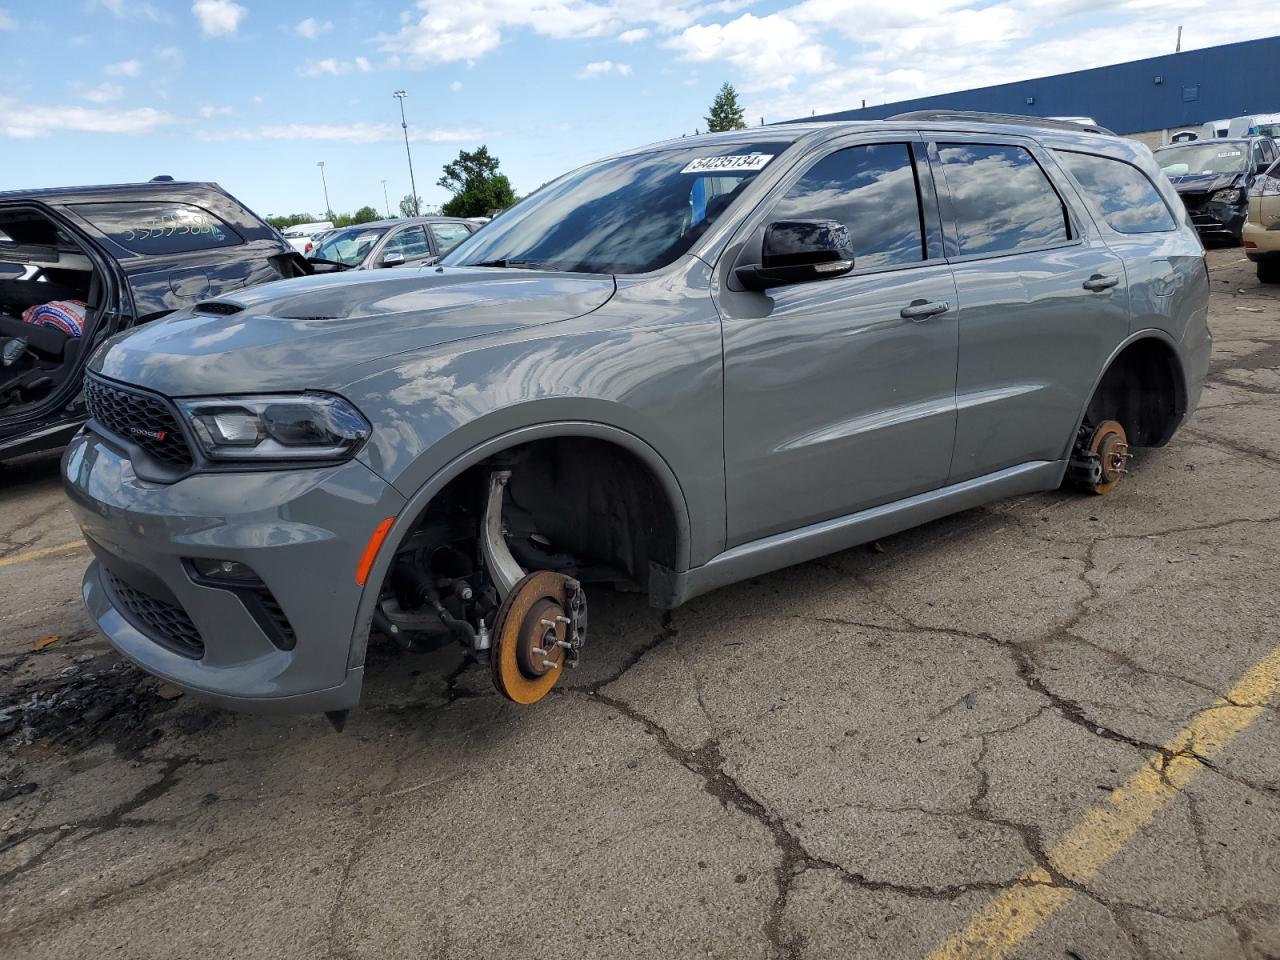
[
  {"x1": 0, "y1": 96, "x2": 177, "y2": 139},
  {"x1": 576, "y1": 59, "x2": 631, "y2": 78},
  {"x1": 295, "y1": 17, "x2": 332, "y2": 39},
  {"x1": 449, "y1": 80, "x2": 463, "y2": 92},
  {"x1": 198, "y1": 103, "x2": 233, "y2": 118},
  {"x1": 297, "y1": 57, "x2": 373, "y2": 77},
  {"x1": 79, "y1": 82, "x2": 125, "y2": 103},
  {"x1": 104, "y1": 59, "x2": 142, "y2": 77},
  {"x1": 196, "y1": 122, "x2": 487, "y2": 144},
  {"x1": 92, "y1": 0, "x2": 168, "y2": 21},
  {"x1": 666, "y1": 12, "x2": 830, "y2": 89},
  {"x1": 0, "y1": 8, "x2": 15, "y2": 30},
  {"x1": 192, "y1": 0, "x2": 246, "y2": 37},
  {"x1": 617, "y1": 27, "x2": 649, "y2": 43}
]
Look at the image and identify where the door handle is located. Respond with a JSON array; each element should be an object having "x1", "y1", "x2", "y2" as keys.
[
  {"x1": 1083, "y1": 274, "x2": 1120, "y2": 292},
  {"x1": 900, "y1": 299, "x2": 950, "y2": 322}
]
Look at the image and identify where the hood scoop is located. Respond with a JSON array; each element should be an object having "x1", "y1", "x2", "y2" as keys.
[{"x1": 194, "y1": 301, "x2": 245, "y2": 315}]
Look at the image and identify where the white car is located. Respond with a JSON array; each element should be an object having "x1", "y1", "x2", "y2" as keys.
[{"x1": 280, "y1": 220, "x2": 334, "y2": 255}]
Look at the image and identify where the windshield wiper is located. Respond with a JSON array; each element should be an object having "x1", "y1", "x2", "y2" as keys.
[
  {"x1": 307, "y1": 257, "x2": 355, "y2": 271},
  {"x1": 469, "y1": 259, "x2": 544, "y2": 269}
]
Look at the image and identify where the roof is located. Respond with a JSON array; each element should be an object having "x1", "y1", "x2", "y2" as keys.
[
  {"x1": 787, "y1": 35, "x2": 1280, "y2": 135},
  {"x1": 329, "y1": 216, "x2": 475, "y2": 230},
  {"x1": 0, "y1": 180, "x2": 220, "y2": 201}
]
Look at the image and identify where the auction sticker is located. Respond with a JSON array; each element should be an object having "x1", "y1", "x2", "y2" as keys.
[{"x1": 681, "y1": 154, "x2": 774, "y2": 174}]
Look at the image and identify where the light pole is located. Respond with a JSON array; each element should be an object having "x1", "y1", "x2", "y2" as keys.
[
  {"x1": 316, "y1": 161, "x2": 332, "y2": 220},
  {"x1": 393, "y1": 90, "x2": 420, "y2": 216},
  {"x1": 380, "y1": 179, "x2": 391, "y2": 218}
]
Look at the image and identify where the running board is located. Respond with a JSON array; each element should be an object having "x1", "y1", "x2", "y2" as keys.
[{"x1": 665, "y1": 460, "x2": 1063, "y2": 606}]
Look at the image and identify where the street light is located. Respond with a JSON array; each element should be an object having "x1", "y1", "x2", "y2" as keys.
[
  {"x1": 316, "y1": 161, "x2": 332, "y2": 220},
  {"x1": 380, "y1": 179, "x2": 391, "y2": 219},
  {"x1": 393, "y1": 90, "x2": 420, "y2": 217}
]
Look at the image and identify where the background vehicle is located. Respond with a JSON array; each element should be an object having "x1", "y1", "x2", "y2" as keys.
[
  {"x1": 306, "y1": 217, "x2": 477, "y2": 271},
  {"x1": 64, "y1": 115, "x2": 1210, "y2": 721},
  {"x1": 281, "y1": 220, "x2": 333, "y2": 254},
  {"x1": 1155, "y1": 137, "x2": 1279, "y2": 242},
  {"x1": 1246, "y1": 158, "x2": 1280, "y2": 282},
  {"x1": 0, "y1": 181, "x2": 310, "y2": 461}
]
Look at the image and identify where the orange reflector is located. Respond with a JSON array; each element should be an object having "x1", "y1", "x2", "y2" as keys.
[{"x1": 355, "y1": 517, "x2": 396, "y2": 586}]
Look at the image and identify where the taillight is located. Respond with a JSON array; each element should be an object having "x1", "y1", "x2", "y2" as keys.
[{"x1": 305, "y1": 242, "x2": 313, "y2": 254}]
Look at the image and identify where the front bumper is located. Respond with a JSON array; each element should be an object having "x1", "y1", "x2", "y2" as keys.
[
  {"x1": 1179, "y1": 195, "x2": 1246, "y2": 241},
  {"x1": 63, "y1": 428, "x2": 406, "y2": 713}
]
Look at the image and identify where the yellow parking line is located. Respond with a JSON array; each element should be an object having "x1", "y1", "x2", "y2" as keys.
[
  {"x1": 930, "y1": 644, "x2": 1280, "y2": 960},
  {"x1": 0, "y1": 539, "x2": 87, "y2": 568}
]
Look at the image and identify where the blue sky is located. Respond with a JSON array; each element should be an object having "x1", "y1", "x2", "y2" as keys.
[{"x1": 1, "y1": 1, "x2": 1277, "y2": 219}]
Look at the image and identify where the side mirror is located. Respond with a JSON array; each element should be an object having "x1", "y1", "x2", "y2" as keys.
[
  {"x1": 380, "y1": 251, "x2": 405, "y2": 267},
  {"x1": 735, "y1": 219, "x2": 854, "y2": 291}
]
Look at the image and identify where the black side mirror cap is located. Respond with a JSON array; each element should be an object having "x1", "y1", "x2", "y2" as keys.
[{"x1": 735, "y1": 219, "x2": 855, "y2": 291}]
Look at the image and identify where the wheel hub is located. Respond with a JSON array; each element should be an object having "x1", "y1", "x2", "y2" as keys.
[
  {"x1": 1082, "y1": 419, "x2": 1130, "y2": 495},
  {"x1": 490, "y1": 571, "x2": 587, "y2": 704}
]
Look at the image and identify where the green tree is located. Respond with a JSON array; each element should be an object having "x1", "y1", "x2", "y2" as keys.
[
  {"x1": 705, "y1": 82, "x2": 747, "y2": 133},
  {"x1": 265, "y1": 212, "x2": 318, "y2": 230},
  {"x1": 352, "y1": 205, "x2": 380, "y2": 224},
  {"x1": 437, "y1": 146, "x2": 517, "y2": 218},
  {"x1": 399, "y1": 194, "x2": 421, "y2": 218}
]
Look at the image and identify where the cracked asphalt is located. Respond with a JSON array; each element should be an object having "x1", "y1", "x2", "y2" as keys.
[{"x1": 1, "y1": 247, "x2": 1278, "y2": 959}]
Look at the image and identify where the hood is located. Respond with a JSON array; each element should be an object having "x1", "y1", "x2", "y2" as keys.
[
  {"x1": 1168, "y1": 172, "x2": 1244, "y2": 194},
  {"x1": 90, "y1": 267, "x2": 616, "y2": 397}
]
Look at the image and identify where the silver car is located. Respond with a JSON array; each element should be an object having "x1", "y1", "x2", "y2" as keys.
[
  {"x1": 306, "y1": 216, "x2": 477, "y2": 272},
  {"x1": 62, "y1": 113, "x2": 1211, "y2": 723}
]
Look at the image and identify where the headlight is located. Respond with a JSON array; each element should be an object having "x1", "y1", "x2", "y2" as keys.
[
  {"x1": 176, "y1": 392, "x2": 371, "y2": 462},
  {"x1": 1210, "y1": 188, "x2": 1241, "y2": 203}
]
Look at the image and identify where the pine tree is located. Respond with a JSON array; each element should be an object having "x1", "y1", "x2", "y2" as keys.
[{"x1": 705, "y1": 82, "x2": 747, "y2": 133}]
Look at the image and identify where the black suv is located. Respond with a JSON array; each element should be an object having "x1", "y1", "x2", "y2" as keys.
[
  {"x1": 0, "y1": 181, "x2": 309, "y2": 461},
  {"x1": 1154, "y1": 136, "x2": 1280, "y2": 243}
]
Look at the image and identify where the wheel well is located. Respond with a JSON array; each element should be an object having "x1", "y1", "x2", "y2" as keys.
[
  {"x1": 1085, "y1": 338, "x2": 1186, "y2": 447},
  {"x1": 391, "y1": 436, "x2": 681, "y2": 604}
]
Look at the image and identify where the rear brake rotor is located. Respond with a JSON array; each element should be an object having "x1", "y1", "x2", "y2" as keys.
[
  {"x1": 490, "y1": 570, "x2": 587, "y2": 704},
  {"x1": 1085, "y1": 419, "x2": 1130, "y2": 495}
]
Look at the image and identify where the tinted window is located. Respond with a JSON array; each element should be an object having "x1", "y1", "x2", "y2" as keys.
[
  {"x1": 443, "y1": 141, "x2": 790, "y2": 274},
  {"x1": 429, "y1": 222, "x2": 472, "y2": 254},
  {"x1": 1054, "y1": 151, "x2": 1176, "y2": 234},
  {"x1": 936, "y1": 144, "x2": 1069, "y2": 255},
  {"x1": 311, "y1": 227, "x2": 386, "y2": 266},
  {"x1": 383, "y1": 225, "x2": 431, "y2": 259},
  {"x1": 70, "y1": 202, "x2": 240, "y2": 254},
  {"x1": 771, "y1": 143, "x2": 924, "y2": 268}
]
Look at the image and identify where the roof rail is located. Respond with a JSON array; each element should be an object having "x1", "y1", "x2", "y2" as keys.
[{"x1": 888, "y1": 110, "x2": 1116, "y2": 136}]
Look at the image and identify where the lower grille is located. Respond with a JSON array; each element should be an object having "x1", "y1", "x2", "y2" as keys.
[
  {"x1": 85, "y1": 376, "x2": 194, "y2": 469},
  {"x1": 103, "y1": 569, "x2": 205, "y2": 659}
]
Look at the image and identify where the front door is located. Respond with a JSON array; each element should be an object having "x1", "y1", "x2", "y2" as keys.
[
  {"x1": 718, "y1": 138, "x2": 960, "y2": 547},
  {"x1": 926, "y1": 138, "x2": 1130, "y2": 482}
]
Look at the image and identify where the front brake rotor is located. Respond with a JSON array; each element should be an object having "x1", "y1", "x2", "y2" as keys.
[
  {"x1": 490, "y1": 570, "x2": 587, "y2": 704},
  {"x1": 1085, "y1": 419, "x2": 1130, "y2": 495}
]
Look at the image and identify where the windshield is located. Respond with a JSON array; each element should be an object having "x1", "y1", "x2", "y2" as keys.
[
  {"x1": 442, "y1": 141, "x2": 793, "y2": 274},
  {"x1": 1155, "y1": 142, "x2": 1249, "y2": 176},
  {"x1": 310, "y1": 227, "x2": 387, "y2": 266}
]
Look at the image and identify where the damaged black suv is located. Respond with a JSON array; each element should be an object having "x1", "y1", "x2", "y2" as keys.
[{"x1": 0, "y1": 180, "x2": 309, "y2": 461}]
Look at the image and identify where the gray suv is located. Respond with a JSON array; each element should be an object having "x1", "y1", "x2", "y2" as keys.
[{"x1": 62, "y1": 113, "x2": 1211, "y2": 724}]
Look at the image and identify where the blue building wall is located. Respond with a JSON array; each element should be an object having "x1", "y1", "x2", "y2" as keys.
[{"x1": 794, "y1": 35, "x2": 1280, "y2": 134}]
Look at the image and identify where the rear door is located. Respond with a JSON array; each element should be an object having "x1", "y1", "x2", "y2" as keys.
[
  {"x1": 375, "y1": 224, "x2": 434, "y2": 268},
  {"x1": 927, "y1": 136, "x2": 1129, "y2": 483},
  {"x1": 428, "y1": 221, "x2": 474, "y2": 257},
  {"x1": 718, "y1": 135, "x2": 960, "y2": 546}
]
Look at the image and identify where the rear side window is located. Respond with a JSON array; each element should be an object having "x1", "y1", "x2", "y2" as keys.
[
  {"x1": 69, "y1": 202, "x2": 241, "y2": 254},
  {"x1": 770, "y1": 143, "x2": 924, "y2": 269},
  {"x1": 429, "y1": 222, "x2": 472, "y2": 254},
  {"x1": 1053, "y1": 151, "x2": 1176, "y2": 234},
  {"x1": 935, "y1": 143, "x2": 1070, "y2": 255}
]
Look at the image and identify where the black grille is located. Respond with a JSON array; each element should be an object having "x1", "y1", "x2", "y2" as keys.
[
  {"x1": 195, "y1": 301, "x2": 244, "y2": 315},
  {"x1": 103, "y1": 569, "x2": 205, "y2": 659},
  {"x1": 85, "y1": 377, "x2": 194, "y2": 468},
  {"x1": 254, "y1": 589, "x2": 297, "y2": 649}
]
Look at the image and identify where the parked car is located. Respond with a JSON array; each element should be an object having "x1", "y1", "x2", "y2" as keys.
[
  {"x1": 281, "y1": 220, "x2": 333, "y2": 254},
  {"x1": 63, "y1": 113, "x2": 1210, "y2": 724},
  {"x1": 1245, "y1": 157, "x2": 1280, "y2": 282},
  {"x1": 1153, "y1": 137, "x2": 1279, "y2": 243},
  {"x1": 0, "y1": 181, "x2": 311, "y2": 461},
  {"x1": 306, "y1": 217, "x2": 477, "y2": 271}
]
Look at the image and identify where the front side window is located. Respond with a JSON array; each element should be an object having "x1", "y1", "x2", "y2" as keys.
[
  {"x1": 935, "y1": 143, "x2": 1070, "y2": 255},
  {"x1": 383, "y1": 225, "x2": 431, "y2": 259},
  {"x1": 1053, "y1": 151, "x2": 1176, "y2": 234},
  {"x1": 429, "y1": 222, "x2": 472, "y2": 254},
  {"x1": 443, "y1": 140, "x2": 793, "y2": 274},
  {"x1": 770, "y1": 143, "x2": 924, "y2": 269},
  {"x1": 311, "y1": 227, "x2": 386, "y2": 266},
  {"x1": 70, "y1": 201, "x2": 240, "y2": 255}
]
